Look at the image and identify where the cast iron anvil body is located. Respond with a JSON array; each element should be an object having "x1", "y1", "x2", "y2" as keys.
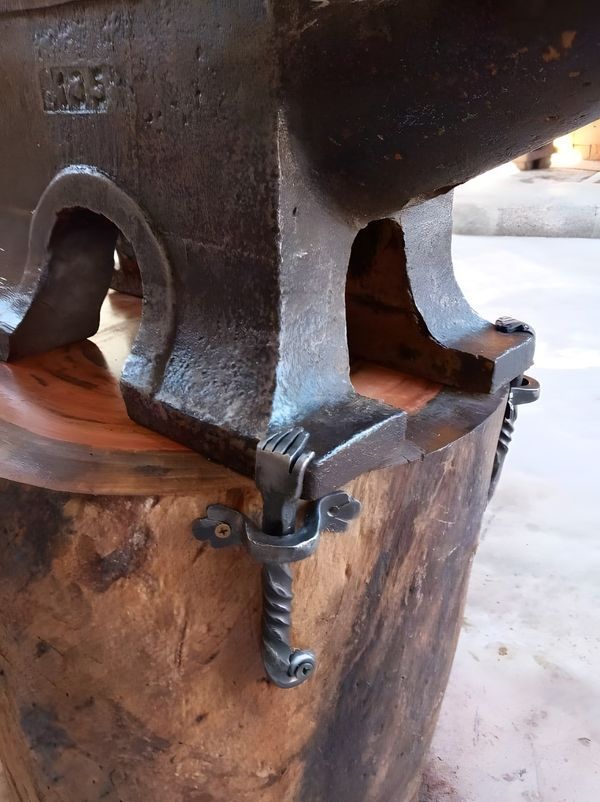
[{"x1": 0, "y1": 1, "x2": 598, "y2": 491}]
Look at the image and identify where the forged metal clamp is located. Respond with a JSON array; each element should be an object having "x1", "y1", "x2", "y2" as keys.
[
  {"x1": 192, "y1": 427, "x2": 361, "y2": 688},
  {"x1": 489, "y1": 372, "x2": 540, "y2": 499},
  {"x1": 490, "y1": 315, "x2": 540, "y2": 499}
]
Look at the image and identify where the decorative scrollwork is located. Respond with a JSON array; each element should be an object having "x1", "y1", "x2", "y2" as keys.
[
  {"x1": 191, "y1": 426, "x2": 361, "y2": 689},
  {"x1": 261, "y1": 564, "x2": 316, "y2": 688}
]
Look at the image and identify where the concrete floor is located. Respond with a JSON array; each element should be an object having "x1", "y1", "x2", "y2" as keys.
[
  {"x1": 425, "y1": 236, "x2": 600, "y2": 802},
  {"x1": 1, "y1": 237, "x2": 598, "y2": 801},
  {"x1": 453, "y1": 162, "x2": 600, "y2": 238}
]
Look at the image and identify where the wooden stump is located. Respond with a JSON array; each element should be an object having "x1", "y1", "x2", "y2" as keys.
[{"x1": 0, "y1": 294, "x2": 504, "y2": 802}]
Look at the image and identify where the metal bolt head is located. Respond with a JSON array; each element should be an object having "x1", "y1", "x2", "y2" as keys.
[
  {"x1": 289, "y1": 650, "x2": 316, "y2": 684},
  {"x1": 495, "y1": 316, "x2": 534, "y2": 335},
  {"x1": 215, "y1": 522, "x2": 232, "y2": 539},
  {"x1": 295, "y1": 661, "x2": 314, "y2": 679}
]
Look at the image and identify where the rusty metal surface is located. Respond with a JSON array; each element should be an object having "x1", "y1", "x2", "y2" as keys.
[{"x1": 0, "y1": 1, "x2": 597, "y2": 490}]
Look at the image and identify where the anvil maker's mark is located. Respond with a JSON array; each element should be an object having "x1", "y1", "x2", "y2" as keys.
[{"x1": 40, "y1": 66, "x2": 112, "y2": 114}]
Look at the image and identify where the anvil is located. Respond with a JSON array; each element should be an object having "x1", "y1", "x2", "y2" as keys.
[{"x1": 0, "y1": 0, "x2": 598, "y2": 491}]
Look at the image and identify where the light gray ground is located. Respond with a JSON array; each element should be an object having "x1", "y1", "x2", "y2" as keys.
[
  {"x1": 425, "y1": 235, "x2": 600, "y2": 802},
  {"x1": 453, "y1": 163, "x2": 600, "y2": 238}
]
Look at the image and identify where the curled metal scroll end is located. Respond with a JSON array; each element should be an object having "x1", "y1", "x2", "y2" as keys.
[
  {"x1": 260, "y1": 561, "x2": 317, "y2": 689},
  {"x1": 264, "y1": 648, "x2": 317, "y2": 689},
  {"x1": 511, "y1": 374, "x2": 540, "y2": 405},
  {"x1": 289, "y1": 650, "x2": 316, "y2": 683}
]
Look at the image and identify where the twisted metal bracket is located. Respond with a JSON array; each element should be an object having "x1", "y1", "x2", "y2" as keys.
[
  {"x1": 489, "y1": 371, "x2": 540, "y2": 499},
  {"x1": 192, "y1": 427, "x2": 361, "y2": 688},
  {"x1": 490, "y1": 317, "x2": 540, "y2": 499}
]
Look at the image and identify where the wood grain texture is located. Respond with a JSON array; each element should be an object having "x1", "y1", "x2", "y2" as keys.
[
  {"x1": 0, "y1": 401, "x2": 504, "y2": 802},
  {"x1": 0, "y1": 1, "x2": 78, "y2": 12},
  {"x1": 0, "y1": 293, "x2": 441, "y2": 495}
]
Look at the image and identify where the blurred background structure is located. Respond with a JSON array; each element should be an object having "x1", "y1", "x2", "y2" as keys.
[{"x1": 454, "y1": 126, "x2": 600, "y2": 238}]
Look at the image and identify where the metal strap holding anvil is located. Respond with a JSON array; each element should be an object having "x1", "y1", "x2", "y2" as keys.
[{"x1": 192, "y1": 427, "x2": 361, "y2": 688}]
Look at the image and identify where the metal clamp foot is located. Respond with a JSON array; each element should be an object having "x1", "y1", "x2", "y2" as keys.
[{"x1": 192, "y1": 427, "x2": 361, "y2": 688}]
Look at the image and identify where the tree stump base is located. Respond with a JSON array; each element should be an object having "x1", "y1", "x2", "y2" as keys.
[{"x1": 0, "y1": 294, "x2": 504, "y2": 802}]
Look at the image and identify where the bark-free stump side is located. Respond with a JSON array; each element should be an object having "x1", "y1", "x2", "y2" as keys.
[
  {"x1": 0, "y1": 406, "x2": 501, "y2": 802},
  {"x1": 0, "y1": 296, "x2": 503, "y2": 801}
]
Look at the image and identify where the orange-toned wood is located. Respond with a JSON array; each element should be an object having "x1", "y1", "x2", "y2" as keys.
[
  {"x1": 0, "y1": 405, "x2": 504, "y2": 802},
  {"x1": 351, "y1": 361, "x2": 439, "y2": 413},
  {"x1": 0, "y1": 293, "x2": 507, "y2": 802},
  {"x1": 0, "y1": 294, "x2": 180, "y2": 453},
  {"x1": 0, "y1": 292, "x2": 442, "y2": 495}
]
